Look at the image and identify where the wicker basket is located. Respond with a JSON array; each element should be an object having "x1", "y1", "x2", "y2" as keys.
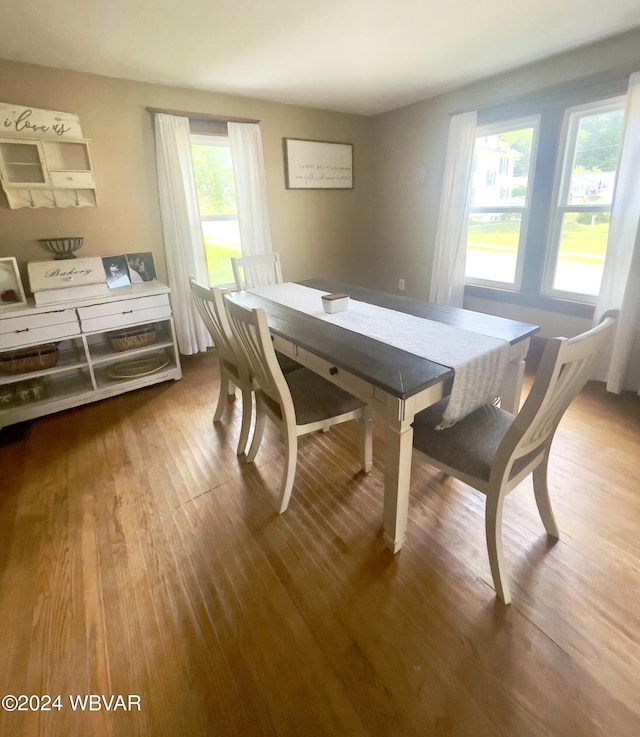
[
  {"x1": 0, "y1": 344, "x2": 59, "y2": 375},
  {"x1": 109, "y1": 325, "x2": 157, "y2": 352}
]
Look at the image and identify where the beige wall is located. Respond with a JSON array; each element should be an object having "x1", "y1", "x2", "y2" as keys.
[
  {"x1": 369, "y1": 27, "x2": 640, "y2": 337},
  {"x1": 0, "y1": 59, "x2": 372, "y2": 293},
  {"x1": 3, "y1": 28, "x2": 640, "y2": 337}
]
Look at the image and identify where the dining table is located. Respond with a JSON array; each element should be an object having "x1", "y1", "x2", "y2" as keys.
[{"x1": 228, "y1": 278, "x2": 539, "y2": 553}]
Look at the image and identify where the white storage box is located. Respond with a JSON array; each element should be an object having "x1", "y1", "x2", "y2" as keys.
[
  {"x1": 322, "y1": 293, "x2": 349, "y2": 313},
  {"x1": 28, "y1": 257, "x2": 106, "y2": 292}
]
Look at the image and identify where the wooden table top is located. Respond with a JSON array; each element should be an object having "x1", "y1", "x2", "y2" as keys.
[{"x1": 228, "y1": 280, "x2": 539, "y2": 401}]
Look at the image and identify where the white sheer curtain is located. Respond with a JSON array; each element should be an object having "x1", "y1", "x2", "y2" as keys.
[
  {"x1": 227, "y1": 122, "x2": 274, "y2": 258},
  {"x1": 429, "y1": 111, "x2": 477, "y2": 307},
  {"x1": 595, "y1": 71, "x2": 640, "y2": 394},
  {"x1": 154, "y1": 113, "x2": 213, "y2": 355}
]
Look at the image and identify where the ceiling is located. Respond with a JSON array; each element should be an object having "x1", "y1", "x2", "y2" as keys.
[{"x1": 1, "y1": 0, "x2": 639, "y2": 115}]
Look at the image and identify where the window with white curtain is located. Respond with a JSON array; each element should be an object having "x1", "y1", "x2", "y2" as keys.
[
  {"x1": 465, "y1": 89, "x2": 627, "y2": 309},
  {"x1": 190, "y1": 133, "x2": 242, "y2": 286}
]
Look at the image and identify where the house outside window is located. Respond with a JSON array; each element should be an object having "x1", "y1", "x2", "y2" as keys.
[
  {"x1": 191, "y1": 133, "x2": 241, "y2": 286},
  {"x1": 466, "y1": 118, "x2": 538, "y2": 287},
  {"x1": 465, "y1": 91, "x2": 626, "y2": 308}
]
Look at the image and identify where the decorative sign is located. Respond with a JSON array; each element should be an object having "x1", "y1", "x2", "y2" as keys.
[
  {"x1": 28, "y1": 258, "x2": 106, "y2": 292},
  {"x1": 0, "y1": 102, "x2": 83, "y2": 140},
  {"x1": 284, "y1": 138, "x2": 353, "y2": 189}
]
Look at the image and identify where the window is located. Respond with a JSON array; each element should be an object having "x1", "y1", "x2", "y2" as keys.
[
  {"x1": 544, "y1": 98, "x2": 625, "y2": 298},
  {"x1": 466, "y1": 118, "x2": 538, "y2": 286},
  {"x1": 465, "y1": 90, "x2": 626, "y2": 306},
  {"x1": 191, "y1": 134, "x2": 241, "y2": 286}
]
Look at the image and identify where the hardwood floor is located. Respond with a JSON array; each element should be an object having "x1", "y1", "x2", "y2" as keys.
[{"x1": 1, "y1": 349, "x2": 639, "y2": 737}]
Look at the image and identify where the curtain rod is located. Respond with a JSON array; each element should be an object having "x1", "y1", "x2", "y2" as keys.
[{"x1": 146, "y1": 107, "x2": 260, "y2": 124}]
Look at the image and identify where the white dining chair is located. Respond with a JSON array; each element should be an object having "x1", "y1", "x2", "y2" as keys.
[
  {"x1": 411, "y1": 310, "x2": 618, "y2": 604},
  {"x1": 225, "y1": 297, "x2": 373, "y2": 514},
  {"x1": 231, "y1": 253, "x2": 283, "y2": 291},
  {"x1": 189, "y1": 277, "x2": 255, "y2": 455}
]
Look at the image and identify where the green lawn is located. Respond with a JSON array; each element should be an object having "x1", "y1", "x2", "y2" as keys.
[
  {"x1": 204, "y1": 238, "x2": 241, "y2": 285},
  {"x1": 468, "y1": 218, "x2": 608, "y2": 263},
  {"x1": 205, "y1": 220, "x2": 609, "y2": 283}
]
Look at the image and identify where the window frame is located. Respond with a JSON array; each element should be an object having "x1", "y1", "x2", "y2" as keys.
[
  {"x1": 541, "y1": 95, "x2": 626, "y2": 302},
  {"x1": 465, "y1": 115, "x2": 540, "y2": 292},
  {"x1": 464, "y1": 77, "x2": 629, "y2": 317},
  {"x1": 190, "y1": 132, "x2": 242, "y2": 288},
  {"x1": 191, "y1": 132, "x2": 238, "y2": 227}
]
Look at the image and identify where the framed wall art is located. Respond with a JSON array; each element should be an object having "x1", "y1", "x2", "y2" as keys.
[
  {"x1": 284, "y1": 138, "x2": 353, "y2": 189},
  {"x1": 0, "y1": 257, "x2": 27, "y2": 308}
]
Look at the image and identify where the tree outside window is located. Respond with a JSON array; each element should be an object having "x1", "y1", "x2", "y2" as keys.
[
  {"x1": 546, "y1": 101, "x2": 625, "y2": 298},
  {"x1": 191, "y1": 134, "x2": 242, "y2": 286}
]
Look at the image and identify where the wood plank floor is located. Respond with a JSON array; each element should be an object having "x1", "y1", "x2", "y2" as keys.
[{"x1": 1, "y1": 349, "x2": 639, "y2": 737}]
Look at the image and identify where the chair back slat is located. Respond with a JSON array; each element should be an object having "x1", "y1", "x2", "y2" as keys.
[
  {"x1": 523, "y1": 355, "x2": 592, "y2": 450},
  {"x1": 188, "y1": 278, "x2": 239, "y2": 367},
  {"x1": 494, "y1": 311, "x2": 618, "y2": 481},
  {"x1": 231, "y1": 253, "x2": 283, "y2": 290},
  {"x1": 225, "y1": 298, "x2": 291, "y2": 414}
]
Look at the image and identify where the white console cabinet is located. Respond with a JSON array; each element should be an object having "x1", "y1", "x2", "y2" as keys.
[{"x1": 0, "y1": 283, "x2": 181, "y2": 430}]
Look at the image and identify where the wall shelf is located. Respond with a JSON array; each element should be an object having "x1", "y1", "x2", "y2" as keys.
[{"x1": 0, "y1": 136, "x2": 97, "y2": 208}]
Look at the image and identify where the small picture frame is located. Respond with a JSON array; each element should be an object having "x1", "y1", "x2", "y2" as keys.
[
  {"x1": 0, "y1": 257, "x2": 27, "y2": 308},
  {"x1": 126, "y1": 252, "x2": 156, "y2": 283},
  {"x1": 102, "y1": 255, "x2": 131, "y2": 289}
]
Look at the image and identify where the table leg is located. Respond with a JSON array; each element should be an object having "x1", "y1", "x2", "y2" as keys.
[{"x1": 382, "y1": 413, "x2": 414, "y2": 553}]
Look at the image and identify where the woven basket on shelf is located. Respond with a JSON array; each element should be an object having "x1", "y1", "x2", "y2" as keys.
[
  {"x1": 0, "y1": 344, "x2": 59, "y2": 375},
  {"x1": 109, "y1": 325, "x2": 157, "y2": 352}
]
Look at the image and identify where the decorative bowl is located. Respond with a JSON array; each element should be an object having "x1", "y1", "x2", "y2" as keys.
[{"x1": 38, "y1": 237, "x2": 84, "y2": 260}]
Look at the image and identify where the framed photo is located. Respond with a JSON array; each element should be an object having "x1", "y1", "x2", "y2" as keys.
[
  {"x1": 102, "y1": 255, "x2": 131, "y2": 288},
  {"x1": 126, "y1": 253, "x2": 156, "y2": 283},
  {"x1": 284, "y1": 138, "x2": 353, "y2": 189},
  {"x1": 0, "y1": 257, "x2": 27, "y2": 308}
]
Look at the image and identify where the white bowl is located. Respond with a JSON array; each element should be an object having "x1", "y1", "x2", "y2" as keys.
[{"x1": 322, "y1": 293, "x2": 349, "y2": 313}]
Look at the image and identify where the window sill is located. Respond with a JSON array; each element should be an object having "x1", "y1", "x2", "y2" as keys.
[{"x1": 464, "y1": 285, "x2": 595, "y2": 319}]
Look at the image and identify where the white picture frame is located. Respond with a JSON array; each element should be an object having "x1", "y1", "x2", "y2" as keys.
[
  {"x1": 0, "y1": 257, "x2": 27, "y2": 308},
  {"x1": 284, "y1": 138, "x2": 353, "y2": 189}
]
